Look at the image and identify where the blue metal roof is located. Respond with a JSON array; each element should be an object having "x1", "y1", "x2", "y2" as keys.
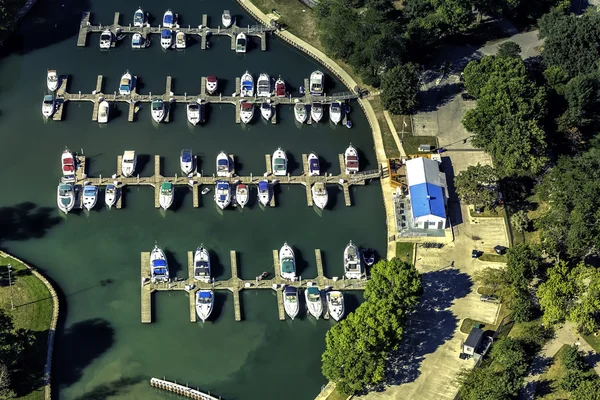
[{"x1": 409, "y1": 183, "x2": 446, "y2": 219}]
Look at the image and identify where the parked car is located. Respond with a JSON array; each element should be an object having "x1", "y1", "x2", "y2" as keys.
[
  {"x1": 472, "y1": 249, "x2": 482, "y2": 258},
  {"x1": 480, "y1": 295, "x2": 498, "y2": 303}
]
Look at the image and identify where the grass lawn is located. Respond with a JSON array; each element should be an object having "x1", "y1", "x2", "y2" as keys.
[
  {"x1": 478, "y1": 254, "x2": 507, "y2": 263},
  {"x1": 535, "y1": 344, "x2": 570, "y2": 400},
  {"x1": 395, "y1": 242, "x2": 415, "y2": 264},
  {"x1": 0, "y1": 255, "x2": 53, "y2": 400},
  {"x1": 460, "y1": 317, "x2": 500, "y2": 334},
  {"x1": 583, "y1": 332, "x2": 600, "y2": 353},
  {"x1": 469, "y1": 206, "x2": 506, "y2": 218},
  {"x1": 325, "y1": 388, "x2": 348, "y2": 400},
  {"x1": 370, "y1": 96, "x2": 400, "y2": 158},
  {"x1": 388, "y1": 113, "x2": 438, "y2": 155}
]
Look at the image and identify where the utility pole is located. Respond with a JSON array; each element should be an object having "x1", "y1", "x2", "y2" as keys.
[{"x1": 7, "y1": 264, "x2": 14, "y2": 310}]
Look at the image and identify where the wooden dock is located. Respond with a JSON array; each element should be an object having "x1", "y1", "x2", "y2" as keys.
[
  {"x1": 141, "y1": 252, "x2": 152, "y2": 323},
  {"x1": 150, "y1": 377, "x2": 221, "y2": 400}
]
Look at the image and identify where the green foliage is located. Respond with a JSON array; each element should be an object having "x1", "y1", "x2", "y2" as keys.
[
  {"x1": 453, "y1": 163, "x2": 498, "y2": 208},
  {"x1": 489, "y1": 338, "x2": 529, "y2": 375},
  {"x1": 561, "y1": 369, "x2": 586, "y2": 392},
  {"x1": 511, "y1": 321, "x2": 553, "y2": 349},
  {"x1": 506, "y1": 244, "x2": 543, "y2": 286},
  {"x1": 497, "y1": 41, "x2": 522, "y2": 58},
  {"x1": 537, "y1": 262, "x2": 577, "y2": 326},
  {"x1": 508, "y1": 291, "x2": 535, "y2": 322},
  {"x1": 510, "y1": 210, "x2": 529, "y2": 233},
  {"x1": 0, "y1": 363, "x2": 15, "y2": 399},
  {"x1": 457, "y1": 367, "x2": 514, "y2": 400},
  {"x1": 380, "y1": 63, "x2": 421, "y2": 115},
  {"x1": 562, "y1": 344, "x2": 587, "y2": 372},
  {"x1": 571, "y1": 378, "x2": 600, "y2": 400},
  {"x1": 364, "y1": 257, "x2": 422, "y2": 309}
]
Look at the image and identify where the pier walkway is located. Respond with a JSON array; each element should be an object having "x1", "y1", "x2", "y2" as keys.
[
  {"x1": 150, "y1": 378, "x2": 221, "y2": 400},
  {"x1": 141, "y1": 249, "x2": 366, "y2": 324}
]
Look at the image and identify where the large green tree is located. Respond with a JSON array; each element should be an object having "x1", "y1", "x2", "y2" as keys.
[
  {"x1": 453, "y1": 163, "x2": 498, "y2": 209},
  {"x1": 380, "y1": 63, "x2": 421, "y2": 115}
]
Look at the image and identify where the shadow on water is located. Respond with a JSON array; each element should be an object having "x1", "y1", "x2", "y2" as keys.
[
  {"x1": 0, "y1": 202, "x2": 61, "y2": 244},
  {"x1": 172, "y1": 186, "x2": 189, "y2": 211},
  {"x1": 164, "y1": 249, "x2": 183, "y2": 278},
  {"x1": 136, "y1": 154, "x2": 151, "y2": 175},
  {"x1": 327, "y1": 185, "x2": 340, "y2": 210},
  {"x1": 344, "y1": 292, "x2": 361, "y2": 314},
  {"x1": 208, "y1": 249, "x2": 225, "y2": 280},
  {"x1": 320, "y1": 155, "x2": 333, "y2": 175},
  {"x1": 72, "y1": 376, "x2": 145, "y2": 400},
  {"x1": 210, "y1": 291, "x2": 227, "y2": 322},
  {"x1": 286, "y1": 152, "x2": 300, "y2": 174},
  {"x1": 293, "y1": 246, "x2": 309, "y2": 278}
]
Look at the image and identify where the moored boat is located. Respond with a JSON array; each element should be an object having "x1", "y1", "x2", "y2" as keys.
[
  {"x1": 47, "y1": 70, "x2": 58, "y2": 92},
  {"x1": 163, "y1": 9, "x2": 175, "y2": 28},
  {"x1": 362, "y1": 248, "x2": 375, "y2": 267},
  {"x1": 206, "y1": 76, "x2": 218, "y2": 94},
  {"x1": 235, "y1": 183, "x2": 249, "y2": 208},
  {"x1": 222, "y1": 10, "x2": 232, "y2": 28},
  {"x1": 283, "y1": 286, "x2": 299, "y2": 320},
  {"x1": 122, "y1": 151, "x2": 137, "y2": 177},
  {"x1": 187, "y1": 101, "x2": 200, "y2": 125},
  {"x1": 305, "y1": 286, "x2": 323, "y2": 319},
  {"x1": 196, "y1": 290, "x2": 214, "y2": 322},
  {"x1": 275, "y1": 76, "x2": 285, "y2": 97},
  {"x1": 61, "y1": 149, "x2": 75, "y2": 182},
  {"x1": 239, "y1": 101, "x2": 254, "y2": 124},
  {"x1": 279, "y1": 243, "x2": 296, "y2": 280},
  {"x1": 133, "y1": 8, "x2": 145, "y2": 27},
  {"x1": 175, "y1": 31, "x2": 186, "y2": 49},
  {"x1": 260, "y1": 101, "x2": 272, "y2": 121},
  {"x1": 294, "y1": 102, "x2": 307, "y2": 124},
  {"x1": 159, "y1": 181, "x2": 174, "y2": 210},
  {"x1": 240, "y1": 71, "x2": 254, "y2": 97},
  {"x1": 311, "y1": 182, "x2": 328, "y2": 210},
  {"x1": 98, "y1": 100, "x2": 109, "y2": 123},
  {"x1": 235, "y1": 32, "x2": 247, "y2": 53},
  {"x1": 330, "y1": 101, "x2": 342, "y2": 125},
  {"x1": 257, "y1": 180, "x2": 270, "y2": 207},
  {"x1": 119, "y1": 71, "x2": 132, "y2": 95},
  {"x1": 216, "y1": 151, "x2": 231, "y2": 177},
  {"x1": 131, "y1": 33, "x2": 144, "y2": 49},
  {"x1": 193, "y1": 246, "x2": 211, "y2": 283},
  {"x1": 99, "y1": 29, "x2": 112, "y2": 49},
  {"x1": 311, "y1": 102, "x2": 323, "y2": 123},
  {"x1": 308, "y1": 153, "x2": 320, "y2": 176},
  {"x1": 344, "y1": 240, "x2": 364, "y2": 279},
  {"x1": 257, "y1": 73, "x2": 271, "y2": 97},
  {"x1": 42, "y1": 95, "x2": 55, "y2": 118},
  {"x1": 57, "y1": 182, "x2": 75, "y2": 214},
  {"x1": 151, "y1": 98, "x2": 166, "y2": 123},
  {"x1": 327, "y1": 291, "x2": 345, "y2": 321},
  {"x1": 160, "y1": 29, "x2": 173, "y2": 50},
  {"x1": 105, "y1": 184, "x2": 118, "y2": 208},
  {"x1": 150, "y1": 244, "x2": 169, "y2": 283},
  {"x1": 82, "y1": 185, "x2": 98, "y2": 211},
  {"x1": 215, "y1": 180, "x2": 232, "y2": 209},
  {"x1": 344, "y1": 144, "x2": 359, "y2": 174},
  {"x1": 180, "y1": 149, "x2": 194, "y2": 176},
  {"x1": 310, "y1": 70, "x2": 324, "y2": 95},
  {"x1": 272, "y1": 148, "x2": 287, "y2": 177}
]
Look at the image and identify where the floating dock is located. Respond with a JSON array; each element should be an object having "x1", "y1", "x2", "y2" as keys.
[{"x1": 141, "y1": 248, "x2": 366, "y2": 323}]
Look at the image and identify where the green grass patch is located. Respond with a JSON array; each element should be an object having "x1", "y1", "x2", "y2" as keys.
[
  {"x1": 251, "y1": 0, "x2": 320, "y2": 45},
  {"x1": 469, "y1": 206, "x2": 506, "y2": 218},
  {"x1": 402, "y1": 135, "x2": 439, "y2": 156},
  {"x1": 478, "y1": 254, "x2": 507, "y2": 263},
  {"x1": 388, "y1": 114, "x2": 413, "y2": 136},
  {"x1": 395, "y1": 242, "x2": 414, "y2": 264},
  {"x1": 535, "y1": 344, "x2": 570, "y2": 400},
  {"x1": 0, "y1": 255, "x2": 53, "y2": 400},
  {"x1": 583, "y1": 332, "x2": 600, "y2": 353},
  {"x1": 460, "y1": 318, "x2": 500, "y2": 334},
  {"x1": 325, "y1": 387, "x2": 348, "y2": 400},
  {"x1": 370, "y1": 96, "x2": 400, "y2": 158},
  {"x1": 477, "y1": 286, "x2": 495, "y2": 295}
]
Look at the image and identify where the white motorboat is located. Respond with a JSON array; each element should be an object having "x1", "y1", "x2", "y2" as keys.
[
  {"x1": 160, "y1": 29, "x2": 173, "y2": 49},
  {"x1": 105, "y1": 184, "x2": 118, "y2": 208},
  {"x1": 344, "y1": 241, "x2": 364, "y2": 279},
  {"x1": 97, "y1": 100, "x2": 109, "y2": 123},
  {"x1": 222, "y1": 10, "x2": 233, "y2": 28},
  {"x1": 310, "y1": 70, "x2": 324, "y2": 95},
  {"x1": 122, "y1": 151, "x2": 137, "y2": 177},
  {"x1": 119, "y1": 71, "x2": 132, "y2": 95},
  {"x1": 187, "y1": 101, "x2": 201, "y2": 125},
  {"x1": 47, "y1": 70, "x2": 58, "y2": 92},
  {"x1": 294, "y1": 102, "x2": 307, "y2": 124},
  {"x1": 215, "y1": 180, "x2": 232, "y2": 209},
  {"x1": 327, "y1": 291, "x2": 345, "y2": 321},
  {"x1": 61, "y1": 149, "x2": 75, "y2": 182},
  {"x1": 151, "y1": 98, "x2": 166, "y2": 123},
  {"x1": 133, "y1": 8, "x2": 145, "y2": 27},
  {"x1": 150, "y1": 244, "x2": 169, "y2": 283},
  {"x1": 257, "y1": 180, "x2": 271, "y2": 207},
  {"x1": 193, "y1": 246, "x2": 211, "y2": 283},
  {"x1": 272, "y1": 148, "x2": 287, "y2": 177},
  {"x1": 163, "y1": 9, "x2": 175, "y2": 28},
  {"x1": 330, "y1": 101, "x2": 342, "y2": 125},
  {"x1": 279, "y1": 243, "x2": 296, "y2": 280},
  {"x1": 311, "y1": 182, "x2": 328, "y2": 210},
  {"x1": 216, "y1": 151, "x2": 231, "y2": 177},
  {"x1": 180, "y1": 149, "x2": 194, "y2": 176},
  {"x1": 305, "y1": 286, "x2": 323, "y2": 319},
  {"x1": 344, "y1": 144, "x2": 359, "y2": 174},
  {"x1": 206, "y1": 76, "x2": 218, "y2": 94},
  {"x1": 235, "y1": 32, "x2": 247, "y2": 53},
  {"x1": 201, "y1": 187, "x2": 210, "y2": 195},
  {"x1": 196, "y1": 290, "x2": 214, "y2": 322},
  {"x1": 82, "y1": 185, "x2": 98, "y2": 211},
  {"x1": 275, "y1": 77, "x2": 285, "y2": 97},
  {"x1": 57, "y1": 182, "x2": 75, "y2": 214},
  {"x1": 311, "y1": 102, "x2": 323, "y2": 123},
  {"x1": 256, "y1": 73, "x2": 271, "y2": 97},
  {"x1": 308, "y1": 153, "x2": 320, "y2": 176},
  {"x1": 42, "y1": 95, "x2": 55, "y2": 118},
  {"x1": 131, "y1": 33, "x2": 144, "y2": 49},
  {"x1": 241, "y1": 71, "x2": 254, "y2": 97},
  {"x1": 239, "y1": 101, "x2": 254, "y2": 124},
  {"x1": 99, "y1": 29, "x2": 112, "y2": 49},
  {"x1": 175, "y1": 31, "x2": 186, "y2": 49},
  {"x1": 235, "y1": 183, "x2": 249, "y2": 208},
  {"x1": 260, "y1": 101, "x2": 272, "y2": 121},
  {"x1": 283, "y1": 286, "x2": 299, "y2": 320},
  {"x1": 159, "y1": 181, "x2": 174, "y2": 210}
]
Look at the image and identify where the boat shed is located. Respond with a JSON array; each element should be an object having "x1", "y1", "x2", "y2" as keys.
[{"x1": 406, "y1": 157, "x2": 449, "y2": 230}]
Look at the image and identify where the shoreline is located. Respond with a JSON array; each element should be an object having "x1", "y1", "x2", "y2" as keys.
[{"x1": 0, "y1": 250, "x2": 59, "y2": 400}]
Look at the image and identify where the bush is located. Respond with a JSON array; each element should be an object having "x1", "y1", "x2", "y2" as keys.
[{"x1": 563, "y1": 344, "x2": 587, "y2": 372}]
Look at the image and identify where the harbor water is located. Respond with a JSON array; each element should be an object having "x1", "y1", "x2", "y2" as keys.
[{"x1": 0, "y1": 0, "x2": 385, "y2": 398}]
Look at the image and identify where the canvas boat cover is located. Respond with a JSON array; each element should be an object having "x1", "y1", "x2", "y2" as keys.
[
  {"x1": 161, "y1": 182, "x2": 173, "y2": 193},
  {"x1": 153, "y1": 267, "x2": 167, "y2": 276},
  {"x1": 152, "y1": 100, "x2": 163, "y2": 110},
  {"x1": 44, "y1": 95, "x2": 53, "y2": 102},
  {"x1": 59, "y1": 185, "x2": 72, "y2": 194},
  {"x1": 153, "y1": 259, "x2": 166, "y2": 267},
  {"x1": 134, "y1": 11, "x2": 144, "y2": 23},
  {"x1": 207, "y1": 76, "x2": 217, "y2": 82},
  {"x1": 83, "y1": 186, "x2": 97, "y2": 196},
  {"x1": 241, "y1": 103, "x2": 253, "y2": 110},
  {"x1": 164, "y1": 14, "x2": 173, "y2": 24},
  {"x1": 199, "y1": 291, "x2": 212, "y2": 299},
  {"x1": 307, "y1": 287, "x2": 320, "y2": 297},
  {"x1": 242, "y1": 81, "x2": 252, "y2": 90},
  {"x1": 161, "y1": 29, "x2": 171, "y2": 39},
  {"x1": 281, "y1": 259, "x2": 295, "y2": 273},
  {"x1": 274, "y1": 158, "x2": 286, "y2": 165},
  {"x1": 181, "y1": 150, "x2": 192, "y2": 162},
  {"x1": 276, "y1": 82, "x2": 285, "y2": 96},
  {"x1": 217, "y1": 182, "x2": 229, "y2": 190},
  {"x1": 309, "y1": 159, "x2": 319, "y2": 170},
  {"x1": 284, "y1": 286, "x2": 297, "y2": 295},
  {"x1": 258, "y1": 181, "x2": 268, "y2": 191},
  {"x1": 62, "y1": 164, "x2": 74, "y2": 173},
  {"x1": 217, "y1": 159, "x2": 229, "y2": 166},
  {"x1": 194, "y1": 261, "x2": 209, "y2": 276}
]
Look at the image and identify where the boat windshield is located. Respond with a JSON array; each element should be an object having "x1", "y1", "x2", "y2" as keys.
[
  {"x1": 258, "y1": 181, "x2": 268, "y2": 192},
  {"x1": 198, "y1": 291, "x2": 212, "y2": 303},
  {"x1": 188, "y1": 103, "x2": 199, "y2": 111},
  {"x1": 134, "y1": 12, "x2": 144, "y2": 23},
  {"x1": 161, "y1": 29, "x2": 171, "y2": 39},
  {"x1": 43, "y1": 95, "x2": 53, "y2": 104},
  {"x1": 194, "y1": 261, "x2": 209, "y2": 276},
  {"x1": 285, "y1": 293, "x2": 298, "y2": 301},
  {"x1": 281, "y1": 259, "x2": 295, "y2": 273},
  {"x1": 84, "y1": 186, "x2": 97, "y2": 196},
  {"x1": 48, "y1": 74, "x2": 57, "y2": 82},
  {"x1": 160, "y1": 182, "x2": 173, "y2": 194},
  {"x1": 307, "y1": 287, "x2": 320, "y2": 299},
  {"x1": 181, "y1": 151, "x2": 192, "y2": 162},
  {"x1": 330, "y1": 294, "x2": 342, "y2": 305},
  {"x1": 59, "y1": 185, "x2": 72, "y2": 196},
  {"x1": 152, "y1": 100, "x2": 163, "y2": 110},
  {"x1": 101, "y1": 33, "x2": 111, "y2": 41},
  {"x1": 237, "y1": 38, "x2": 246, "y2": 47}
]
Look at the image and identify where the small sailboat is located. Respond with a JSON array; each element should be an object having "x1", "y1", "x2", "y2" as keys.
[
  {"x1": 193, "y1": 246, "x2": 211, "y2": 283},
  {"x1": 61, "y1": 149, "x2": 75, "y2": 182},
  {"x1": 99, "y1": 29, "x2": 112, "y2": 49},
  {"x1": 279, "y1": 243, "x2": 296, "y2": 280},
  {"x1": 131, "y1": 33, "x2": 144, "y2": 49},
  {"x1": 235, "y1": 32, "x2": 247, "y2": 53},
  {"x1": 206, "y1": 76, "x2": 218, "y2": 94},
  {"x1": 119, "y1": 71, "x2": 132, "y2": 95},
  {"x1": 180, "y1": 149, "x2": 194, "y2": 176},
  {"x1": 344, "y1": 144, "x2": 359, "y2": 174},
  {"x1": 308, "y1": 153, "x2": 320, "y2": 176},
  {"x1": 305, "y1": 286, "x2": 323, "y2": 319},
  {"x1": 82, "y1": 185, "x2": 98, "y2": 211},
  {"x1": 310, "y1": 70, "x2": 324, "y2": 95},
  {"x1": 196, "y1": 290, "x2": 214, "y2": 322},
  {"x1": 241, "y1": 71, "x2": 254, "y2": 97},
  {"x1": 344, "y1": 240, "x2": 363, "y2": 279},
  {"x1": 257, "y1": 180, "x2": 271, "y2": 207},
  {"x1": 42, "y1": 95, "x2": 55, "y2": 118},
  {"x1": 215, "y1": 180, "x2": 232, "y2": 209},
  {"x1": 256, "y1": 73, "x2": 271, "y2": 97},
  {"x1": 159, "y1": 181, "x2": 174, "y2": 210},
  {"x1": 283, "y1": 286, "x2": 299, "y2": 320},
  {"x1": 47, "y1": 70, "x2": 58, "y2": 92},
  {"x1": 235, "y1": 183, "x2": 249, "y2": 208},
  {"x1": 222, "y1": 10, "x2": 232, "y2": 28},
  {"x1": 133, "y1": 8, "x2": 145, "y2": 27},
  {"x1": 327, "y1": 291, "x2": 345, "y2": 321},
  {"x1": 311, "y1": 182, "x2": 328, "y2": 210},
  {"x1": 160, "y1": 29, "x2": 173, "y2": 49},
  {"x1": 260, "y1": 101, "x2": 272, "y2": 121},
  {"x1": 311, "y1": 102, "x2": 323, "y2": 123},
  {"x1": 239, "y1": 101, "x2": 254, "y2": 124},
  {"x1": 163, "y1": 9, "x2": 175, "y2": 29},
  {"x1": 105, "y1": 184, "x2": 118, "y2": 208},
  {"x1": 122, "y1": 151, "x2": 137, "y2": 177},
  {"x1": 216, "y1": 151, "x2": 231, "y2": 177},
  {"x1": 272, "y1": 148, "x2": 287, "y2": 177},
  {"x1": 150, "y1": 244, "x2": 169, "y2": 283},
  {"x1": 330, "y1": 101, "x2": 342, "y2": 125},
  {"x1": 151, "y1": 98, "x2": 166, "y2": 123},
  {"x1": 175, "y1": 31, "x2": 186, "y2": 49},
  {"x1": 294, "y1": 103, "x2": 307, "y2": 124},
  {"x1": 362, "y1": 248, "x2": 375, "y2": 267},
  {"x1": 57, "y1": 182, "x2": 75, "y2": 214},
  {"x1": 275, "y1": 76, "x2": 285, "y2": 97},
  {"x1": 97, "y1": 100, "x2": 109, "y2": 123},
  {"x1": 187, "y1": 101, "x2": 201, "y2": 125}
]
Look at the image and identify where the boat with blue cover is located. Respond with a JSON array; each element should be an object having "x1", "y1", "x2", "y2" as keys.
[
  {"x1": 283, "y1": 286, "x2": 299, "y2": 319},
  {"x1": 196, "y1": 290, "x2": 214, "y2": 322},
  {"x1": 279, "y1": 243, "x2": 296, "y2": 280},
  {"x1": 216, "y1": 152, "x2": 231, "y2": 177},
  {"x1": 180, "y1": 149, "x2": 194, "y2": 175},
  {"x1": 308, "y1": 153, "x2": 320, "y2": 176},
  {"x1": 362, "y1": 248, "x2": 375, "y2": 267},
  {"x1": 150, "y1": 244, "x2": 169, "y2": 283},
  {"x1": 257, "y1": 180, "x2": 270, "y2": 207},
  {"x1": 119, "y1": 71, "x2": 132, "y2": 95},
  {"x1": 82, "y1": 185, "x2": 98, "y2": 211},
  {"x1": 241, "y1": 71, "x2": 253, "y2": 97},
  {"x1": 193, "y1": 245, "x2": 211, "y2": 283},
  {"x1": 163, "y1": 9, "x2": 175, "y2": 28},
  {"x1": 215, "y1": 180, "x2": 232, "y2": 209},
  {"x1": 133, "y1": 8, "x2": 145, "y2": 27},
  {"x1": 305, "y1": 286, "x2": 323, "y2": 319},
  {"x1": 160, "y1": 29, "x2": 172, "y2": 49}
]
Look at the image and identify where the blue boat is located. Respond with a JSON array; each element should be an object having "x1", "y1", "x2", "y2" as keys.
[
  {"x1": 257, "y1": 180, "x2": 271, "y2": 207},
  {"x1": 150, "y1": 245, "x2": 170, "y2": 283},
  {"x1": 308, "y1": 152, "x2": 320, "y2": 176},
  {"x1": 241, "y1": 71, "x2": 254, "y2": 97},
  {"x1": 133, "y1": 8, "x2": 145, "y2": 27},
  {"x1": 163, "y1": 10, "x2": 174, "y2": 28},
  {"x1": 180, "y1": 149, "x2": 194, "y2": 175},
  {"x1": 160, "y1": 29, "x2": 173, "y2": 50},
  {"x1": 215, "y1": 180, "x2": 231, "y2": 209}
]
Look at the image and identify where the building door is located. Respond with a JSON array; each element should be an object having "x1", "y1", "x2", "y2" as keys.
[
  {"x1": 437, "y1": 221, "x2": 443, "y2": 229},
  {"x1": 424, "y1": 221, "x2": 429, "y2": 229}
]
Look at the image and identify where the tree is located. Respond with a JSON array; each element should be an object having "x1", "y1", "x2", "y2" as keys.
[
  {"x1": 497, "y1": 41, "x2": 521, "y2": 58},
  {"x1": 537, "y1": 262, "x2": 578, "y2": 326},
  {"x1": 509, "y1": 291, "x2": 535, "y2": 322},
  {"x1": 505, "y1": 244, "x2": 543, "y2": 287},
  {"x1": 571, "y1": 378, "x2": 600, "y2": 400},
  {"x1": 489, "y1": 338, "x2": 529, "y2": 376},
  {"x1": 364, "y1": 258, "x2": 422, "y2": 309},
  {"x1": 562, "y1": 344, "x2": 587, "y2": 371},
  {"x1": 380, "y1": 63, "x2": 421, "y2": 115},
  {"x1": 510, "y1": 210, "x2": 529, "y2": 232},
  {"x1": 473, "y1": 267, "x2": 509, "y2": 295},
  {"x1": 453, "y1": 163, "x2": 498, "y2": 209},
  {"x1": 457, "y1": 367, "x2": 513, "y2": 400}
]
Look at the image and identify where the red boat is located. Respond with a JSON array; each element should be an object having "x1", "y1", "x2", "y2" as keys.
[
  {"x1": 206, "y1": 76, "x2": 218, "y2": 95},
  {"x1": 61, "y1": 149, "x2": 75, "y2": 182},
  {"x1": 275, "y1": 77, "x2": 285, "y2": 97}
]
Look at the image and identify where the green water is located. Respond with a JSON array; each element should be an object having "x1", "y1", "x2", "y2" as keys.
[{"x1": 0, "y1": 0, "x2": 385, "y2": 398}]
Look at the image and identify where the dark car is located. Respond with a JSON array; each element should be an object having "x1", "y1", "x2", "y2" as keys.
[
  {"x1": 480, "y1": 295, "x2": 498, "y2": 303},
  {"x1": 462, "y1": 92, "x2": 475, "y2": 101},
  {"x1": 472, "y1": 249, "x2": 482, "y2": 258}
]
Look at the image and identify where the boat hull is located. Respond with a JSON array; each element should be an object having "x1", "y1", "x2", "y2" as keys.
[
  {"x1": 279, "y1": 244, "x2": 296, "y2": 280},
  {"x1": 284, "y1": 299, "x2": 299, "y2": 320},
  {"x1": 160, "y1": 194, "x2": 174, "y2": 210}
]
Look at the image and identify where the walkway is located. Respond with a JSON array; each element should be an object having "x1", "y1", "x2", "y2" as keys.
[{"x1": 383, "y1": 111, "x2": 407, "y2": 157}]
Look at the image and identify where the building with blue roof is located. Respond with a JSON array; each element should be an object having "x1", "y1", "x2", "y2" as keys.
[{"x1": 406, "y1": 157, "x2": 448, "y2": 230}]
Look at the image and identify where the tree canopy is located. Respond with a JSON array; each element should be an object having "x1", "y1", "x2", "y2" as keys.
[
  {"x1": 453, "y1": 163, "x2": 498, "y2": 209},
  {"x1": 380, "y1": 63, "x2": 421, "y2": 115}
]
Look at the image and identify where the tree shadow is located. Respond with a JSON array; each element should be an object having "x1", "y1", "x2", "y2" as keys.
[
  {"x1": 441, "y1": 157, "x2": 464, "y2": 226},
  {"x1": 0, "y1": 202, "x2": 62, "y2": 243},
  {"x1": 418, "y1": 83, "x2": 464, "y2": 113},
  {"x1": 72, "y1": 376, "x2": 145, "y2": 400},
  {"x1": 9, "y1": 328, "x2": 48, "y2": 397},
  {"x1": 0, "y1": 264, "x2": 32, "y2": 286},
  {"x1": 534, "y1": 379, "x2": 555, "y2": 397}
]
